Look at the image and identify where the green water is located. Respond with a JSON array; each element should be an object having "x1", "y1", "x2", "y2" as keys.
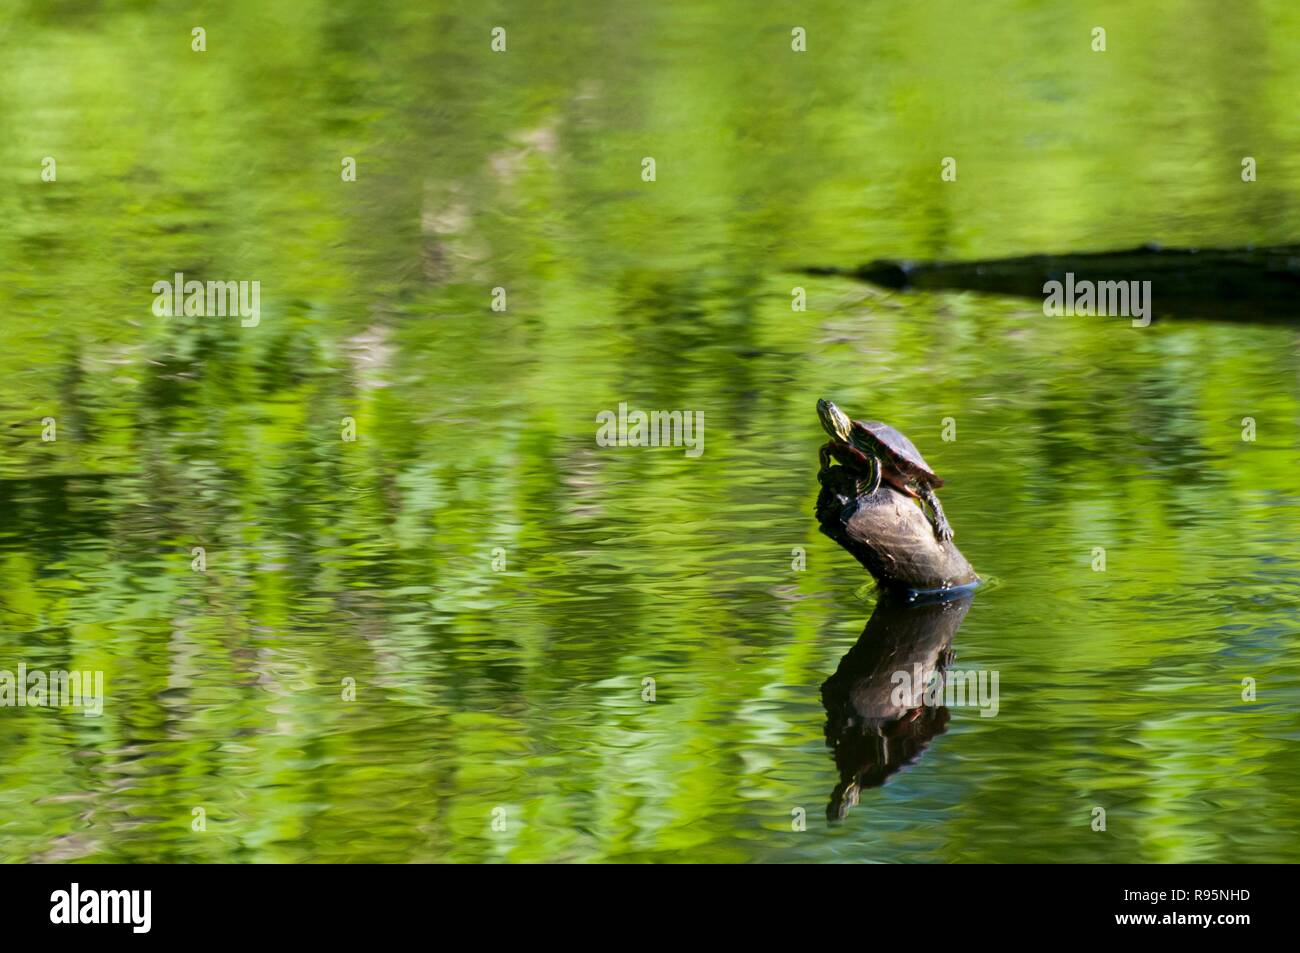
[{"x1": 2, "y1": 1, "x2": 1299, "y2": 863}]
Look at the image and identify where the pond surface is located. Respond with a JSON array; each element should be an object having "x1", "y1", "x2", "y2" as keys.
[{"x1": 1, "y1": 0, "x2": 1298, "y2": 862}]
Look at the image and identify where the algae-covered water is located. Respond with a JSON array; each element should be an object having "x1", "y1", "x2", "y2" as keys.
[{"x1": 1, "y1": 1, "x2": 1298, "y2": 862}]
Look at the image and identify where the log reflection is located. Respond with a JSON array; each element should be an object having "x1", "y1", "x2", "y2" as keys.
[{"x1": 821, "y1": 589, "x2": 973, "y2": 821}]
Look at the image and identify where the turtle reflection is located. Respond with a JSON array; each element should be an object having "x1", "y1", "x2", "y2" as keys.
[{"x1": 821, "y1": 589, "x2": 974, "y2": 821}]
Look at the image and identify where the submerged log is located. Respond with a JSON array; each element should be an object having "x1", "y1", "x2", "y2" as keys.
[
  {"x1": 806, "y1": 243, "x2": 1300, "y2": 323},
  {"x1": 816, "y1": 464, "x2": 977, "y2": 591}
]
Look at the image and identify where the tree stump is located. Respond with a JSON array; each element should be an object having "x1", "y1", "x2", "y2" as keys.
[{"x1": 816, "y1": 464, "x2": 978, "y2": 591}]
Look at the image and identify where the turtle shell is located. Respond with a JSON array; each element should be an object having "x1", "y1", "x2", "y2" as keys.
[{"x1": 852, "y1": 420, "x2": 943, "y2": 487}]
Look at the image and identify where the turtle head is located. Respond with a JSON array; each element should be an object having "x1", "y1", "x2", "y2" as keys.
[{"x1": 817, "y1": 399, "x2": 853, "y2": 442}]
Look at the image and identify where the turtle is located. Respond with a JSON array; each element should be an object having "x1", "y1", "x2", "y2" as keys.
[{"x1": 816, "y1": 398, "x2": 953, "y2": 541}]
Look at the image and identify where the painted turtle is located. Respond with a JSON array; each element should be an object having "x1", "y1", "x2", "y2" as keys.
[{"x1": 816, "y1": 398, "x2": 953, "y2": 541}]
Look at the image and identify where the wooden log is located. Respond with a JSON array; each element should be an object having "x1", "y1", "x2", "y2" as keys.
[
  {"x1": 804, "y1": 243, "x2": 1300, "y2": 323},
  {"x1": 816, "y1": 464, "x2": 978, "y2": 591}
]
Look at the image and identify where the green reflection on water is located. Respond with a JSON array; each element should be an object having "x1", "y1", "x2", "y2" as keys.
[{"x1": 1, "y1": 0, "x2": 1299, "y2": 862}]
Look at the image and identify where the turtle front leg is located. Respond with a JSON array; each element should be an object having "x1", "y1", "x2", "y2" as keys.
[
  {"x1": 819, "y1": 441, "x2": 834, "y2": 473},
  {"x1": 919, "y1": 485, "x2": 954, "y2": 541},
  {"x1": 854, "y1": 453, "x2": 882, "y2": 498}
]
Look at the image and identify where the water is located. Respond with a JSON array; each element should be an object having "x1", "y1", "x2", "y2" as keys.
[{"x1": 1, "y1": 0, "x2": 1298, "y2": 862}]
